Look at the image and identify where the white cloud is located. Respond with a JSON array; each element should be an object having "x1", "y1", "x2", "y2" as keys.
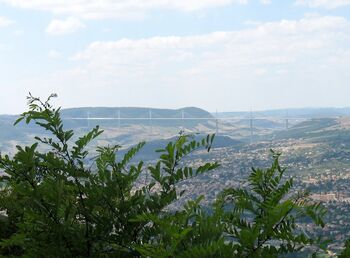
[
  {"x1": 73, "y1": 15, "x2": 349, "y2": 66},
  {"x1": 295, "y1": 0, "x2": 350, "y2": 9},
  {"x1": 260, "y1": 0, "x2": 272, "y2": 5},
  {"x1": 0, "y1": 16, "x2": 14, "y2": 27},
  {"x1": 12, "y1": 30, "x2": 23, "y2": 36},
  {"x1": 0, "y1": 0, "x2": 247, "y2": 20},
  {"x1": 46, "y1": 17, "x2": 85, "y2": 35},
  {"x1": 48, "y1": 50, "x2": 62, "y2": 59},
  {"x1": 24, "y1": 15, "x2": 349, "y2": 111}
]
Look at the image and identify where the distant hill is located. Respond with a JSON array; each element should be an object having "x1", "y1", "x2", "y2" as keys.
[
  {"x1": 0, "y1": 106, "x2": 213, "y2": 130},
  {"x1": 0, "y1": 115, "x2": 47, "y2": 142},
  {"x1": 61, "y1": 107, "x2": 214, "y2": 128},
  {"x1": 235, "y1": 118, "x2": 284, "y2": 129},
  {"x1": 270, "y1": 118, "x2": 350, "y2": 146},
  {"x1": 217, "y1": 107, "x2": 350, "y2": 119},
  {"x1": 3, "y1": 106, "x2": 350, "y2": 155},
  {"x1": 0, "y1": 107, "x2": 216, "y2": 152},
  {"x1": 274, "y1": 118, "x2": 338, "y2": 140},
  {"x1": 62, "y1": 107, "x2": 212, "y2": 119}
]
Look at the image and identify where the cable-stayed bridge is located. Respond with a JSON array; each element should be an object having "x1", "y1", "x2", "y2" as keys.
[
  {"x1": 61, "y1": 109, "x2": 299, "y2": 122},
  {"x1": 61, "y1": 109, "x2": 302, "y2": 143}
]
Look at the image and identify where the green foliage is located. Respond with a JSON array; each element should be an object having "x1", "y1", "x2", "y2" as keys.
[
  {"x1": 134, "y1": 151, "x2": 327, "y2": 258},
  {"x1": 0, "y1": 94, "x2": 328, "y2": 257},
  {"x1": 339, "y1": 239, "x2": 350, "y2": 258},
  {"x1": 134, "y1": 195, "x2": 231, "y2": 258},
  {"x1": 215, "y1": 150, "x2": 327, "y2": 257},
  {"x1": 0, "y1": 94, "x2": 218, "y2": 257}
]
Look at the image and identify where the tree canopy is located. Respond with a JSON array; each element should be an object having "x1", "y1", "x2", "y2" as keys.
[{"x1": 0, "y1": 95, "x2": 330, "y2": 257}]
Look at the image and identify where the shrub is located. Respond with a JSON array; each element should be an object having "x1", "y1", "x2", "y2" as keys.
[
  {"x1": 135, "y1": 152, "x2": 328, "y2": 257},
  {"x1": 0, "y1": 94, "x2": 218, "y2": 257},
  {"x1": 0, "y1": 94, "x2": 327, "y2": 257}
]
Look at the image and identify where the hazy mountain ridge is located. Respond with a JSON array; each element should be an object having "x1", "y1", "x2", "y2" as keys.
[
  {"x1": 0, "y1": 106, "x2": 216, "y2": 154},
  {"x1": 217, "y1": 107, "x2": 350, "y2": 119},
  {"x1": 61, "y1": 106, "x2": 212, "y2": 119},
  {"x1": 272, "y1": 117, "x2": 350, "y2": 144},
  {"x1": 2, "y1": 106, "x2": 350, "y2": 251}
]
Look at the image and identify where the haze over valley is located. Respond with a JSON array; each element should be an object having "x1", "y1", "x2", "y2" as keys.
[{"x1": 2, "y1": 105, "x2": 350, "y2": 251}]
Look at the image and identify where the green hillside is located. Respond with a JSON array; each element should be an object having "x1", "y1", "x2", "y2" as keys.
[{"x1": 61, "y1": 106, "x2": 214, "y2": 128}]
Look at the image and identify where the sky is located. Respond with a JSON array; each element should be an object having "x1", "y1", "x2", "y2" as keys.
[{"x1": 1, "y1": 0, "x2": 350, "y2": 114}]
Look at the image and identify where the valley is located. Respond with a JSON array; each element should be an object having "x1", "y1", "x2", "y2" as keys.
[{"x1": 2, "y1": 106, "x2": 350, "y2": 252}]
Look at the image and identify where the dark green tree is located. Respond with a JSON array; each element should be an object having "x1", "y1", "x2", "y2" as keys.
[
  {"x1": 339, "y1": 239, "x2": 350, "y2": 258},
  {"x1": 134, "y1": 152, "x2": 328, "y2": 258},
  {"x1": 0, "y1": 94, "x2": 328, "y2": 257},
  {"x1": 215, "y1": 151, "x2": 327, "y2": 257},
  {"x1": 0, "y1": 94, "x2": 218, "y2": 257}
]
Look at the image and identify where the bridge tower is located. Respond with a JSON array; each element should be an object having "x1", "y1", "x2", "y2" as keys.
[
  {"x1": 149, "y1": 110, "x2": 153, "y2": 134},
  {"x1": 250, "y1": 109, "x2": 253, "y2": 144},
  {"x1": 87, "y1": 111, "x2": 90, "y2": 128},
  {"x1": 117, "y1": 110, "x2": 121, "y2": 128},
  {"x1": 181, "y1": 110, "x2": 185, "y2": 132},
  {"x1": 215, "y1": 110, "x2": 219, "y2": 135}
]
